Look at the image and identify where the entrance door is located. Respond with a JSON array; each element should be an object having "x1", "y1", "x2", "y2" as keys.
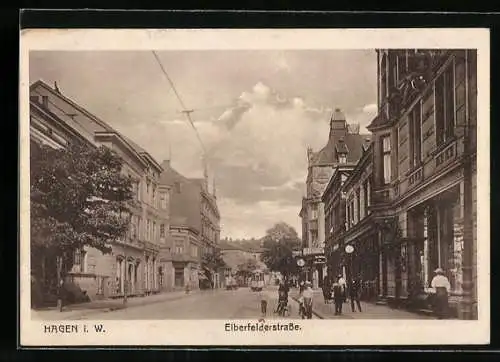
[{"x1": 174, "y1": 267, "x2": 184, "y2": 288}]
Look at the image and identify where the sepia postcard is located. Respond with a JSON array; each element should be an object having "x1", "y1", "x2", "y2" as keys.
[{"x1": 19, "y1": 28, "x2": 490, "y2": 346}]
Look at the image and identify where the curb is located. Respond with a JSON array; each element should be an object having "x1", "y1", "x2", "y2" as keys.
[
  {"x1": 53, "y1": 292, "x2": 202, "y2": 320},
  {"x1": 290, "y1": 296, "x2": 324, "y2": 319}
]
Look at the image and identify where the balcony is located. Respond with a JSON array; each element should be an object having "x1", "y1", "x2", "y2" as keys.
[
  {"x1": 435, "y1": 140, "x2": 457, "y2": 169},
  {"x1": 407, "y1": 165, "x2": 424, "y2": 187},
  {"x1": 372, "y1": 188, "x2": 391, "y2": 205}
]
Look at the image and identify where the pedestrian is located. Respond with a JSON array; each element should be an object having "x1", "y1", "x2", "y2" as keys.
[
  {"x1": 258, "y1": 288, "x2": 268, "y2": 318},
  {"x1": 302, "y1": 281, "x2": 314, "y2": 319},
  {"x1": 322, "y1": 276, "x2": 331, "y2": 304},
  {"x1": 337, "y1": 274, "x2": 347, "y2": 303},
  {"x1": 332, "y1": 281, "x2": 344, "y2": 315},
  {"x1": 430, "y1": 268, "x2": 451, "y2": 319},
  {"x1": 349, "y1": 276, "x2": 362, "y2": 312}
]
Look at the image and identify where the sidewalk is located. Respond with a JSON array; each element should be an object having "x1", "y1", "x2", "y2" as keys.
[
  {"x1": 290, "y1": 289, "x2": 435, "y2": 320},
  {"x1": 32, "y1": 289, "x2": 204, "y2": 320}
]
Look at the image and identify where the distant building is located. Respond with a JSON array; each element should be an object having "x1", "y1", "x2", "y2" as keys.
[
  {"x1": 299, "y1": 108, "x2": 370, "y2": 289},
  {"x1": 30, "y1": 80, "x2": 168, "y2": 300},
  {"x1": 159, "y1": 160, "x2": 221, "y2": 290}
]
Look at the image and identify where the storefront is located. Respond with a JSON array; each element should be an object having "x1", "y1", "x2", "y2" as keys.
[
  {"x1": 406, "y1": 184, "x2": 464, "y2": 298},
  {"x1": 302, "y1": 247, "x2": 326, "y2": 288}
]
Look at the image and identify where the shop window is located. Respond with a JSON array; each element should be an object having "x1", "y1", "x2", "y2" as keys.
[{"x1": 174, "y1": 268, "x2": 184, "y2": 287}]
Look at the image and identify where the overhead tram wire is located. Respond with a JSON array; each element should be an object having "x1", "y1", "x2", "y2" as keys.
[{"x1": 151, "y1": 50, "x2": 206, "y2": 155}]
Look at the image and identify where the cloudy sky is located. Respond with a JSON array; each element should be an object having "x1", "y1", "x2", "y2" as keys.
[{"x1": 30, "y1": 50, "x2": 377, "y2": 239}]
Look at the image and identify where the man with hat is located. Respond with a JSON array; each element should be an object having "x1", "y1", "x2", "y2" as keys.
[
  {"x1": 301, "y1": 281, "x2": 314, "y2": 319},
  {"x1": 430, "y1": 268, "x2": 451, "y2": 319}
]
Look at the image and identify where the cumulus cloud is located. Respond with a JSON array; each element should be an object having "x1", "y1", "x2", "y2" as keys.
[
  {"x1": 219, "y1": 198, "x2": 301, "y2": 239},
  {"x1": 362, "y1": 103, "x2": 378, "y2": 113},
  {"x1": 29, "y1": 50, "x2": 377, "y2": 238}
]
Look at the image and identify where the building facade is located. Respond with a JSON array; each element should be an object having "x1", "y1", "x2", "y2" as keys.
[
  {"x1": 159, "y1": 160, "x2": 222, "y2": 290},
  {"x1": 322, "y1": 164, "x2": 355, "y2": 282},
  {"x1": 299, "y1": 109, "x2": 370, "y2": 288},
  {"x1": 30, "y1": 80, "x2": 168, "y2": 300},
  {"x1": 339, "y1": 145, "x2": 378, "y2": 301},
  {"x1": 199, "y1": 171, "x2": 222, "y2": 288},
  {"x1": 367, "y1": 49, "x2": 478, "y2": 318}
]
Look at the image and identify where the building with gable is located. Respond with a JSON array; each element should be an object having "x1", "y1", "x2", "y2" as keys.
[
  {"x1": 299, "y1": 108, "x2": 371, "y2": 288},
  {"x1": 159, "y1": 159, "x2": 222, "y2": 290},
  {"x1": 30, "y1": 80, "x2": 169, "y2": 301}
]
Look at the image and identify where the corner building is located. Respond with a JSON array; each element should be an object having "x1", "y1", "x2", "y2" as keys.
[
  {"x1": 367, "y1": 49, "x2": 477, "y2": 317},
  {"x1": 30, "y1": 80, "x2": 169, "y2": 300}
]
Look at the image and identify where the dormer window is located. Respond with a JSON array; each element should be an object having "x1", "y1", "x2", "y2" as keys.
[{"x1": 338, "y1": 154, "x2": 347, "y2": 164}]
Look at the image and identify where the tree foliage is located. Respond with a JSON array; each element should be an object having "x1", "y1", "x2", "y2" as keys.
[
  {"x1": 30, "y1": 140, "x2": 135, "y2": 272},
  {"x1": 236, "y1": 257, "x2": 259, "y2": 279},
  {"x1": 260, "y1": 222, "x2": 301, "y2": 278},
  {"x1": 201, "y1": 247, "x2": 227, "y2": 271}
]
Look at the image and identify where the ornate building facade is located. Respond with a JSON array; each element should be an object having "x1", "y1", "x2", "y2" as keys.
[{"x1": 367, "y1": 49, "x2": 478, "y2": 318}]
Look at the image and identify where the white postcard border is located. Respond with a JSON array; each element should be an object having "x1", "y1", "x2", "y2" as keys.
[{"x1": 19, "y1": 28, "x2": 490, "y2": 346}]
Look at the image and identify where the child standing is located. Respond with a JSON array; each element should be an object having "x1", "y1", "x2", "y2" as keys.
[{"x1": 259, "y1": 289, "x2": 268, "y2": 318}]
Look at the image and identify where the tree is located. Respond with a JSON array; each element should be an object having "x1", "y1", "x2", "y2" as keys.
[
  {"x1": 236, "y1": 257, "x2": 259, "y2": 279},
  {"x1": 260, "y1": 222, "x2": 301, "y2": 279},
  {"x1": 30, "y1": 140, "x2": 135, "y2": 307},
  {"x1": 201, "y1": 247, "x2": 227, "y2": 287}
]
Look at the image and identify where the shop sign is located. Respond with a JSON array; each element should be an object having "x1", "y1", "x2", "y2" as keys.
[
  {"x1": 303, "y1": 247, "x2": 324, "y2": 256},
  {"x1": 313, "y1": 256, "x2": 326, "y2": 264}
]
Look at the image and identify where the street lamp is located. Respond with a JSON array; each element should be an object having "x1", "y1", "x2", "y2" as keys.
[{"x1": 345, "y1": 244, "x2": 354, "y2": 282}]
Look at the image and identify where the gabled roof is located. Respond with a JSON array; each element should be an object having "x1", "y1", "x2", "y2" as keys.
[
  {"x1": 30, "y1": 99, "x2": 94, "y2": 148},
  {"x1": 30, "y1": 79, "x2": 162, "y2": 172},
  {"x1": 159, "y1": 160, "x2": 202, "y2": 231},
  {"x1": 311, "y1": 132, "x2": 372, "y2": 165},
  {"x1": 366, "y1": 112, "x2": 389, "y2": 131}
]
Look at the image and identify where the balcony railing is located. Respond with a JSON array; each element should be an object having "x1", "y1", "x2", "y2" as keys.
[
  {"x1": 435, "y1": 140, "x2": 457, "y2": 168},
  {"x1": 408, "y1": 165, "x2": 424, "y2": 187},
  {"x1": 372, "y1": 189, "x2": 391, "y2": 204}
]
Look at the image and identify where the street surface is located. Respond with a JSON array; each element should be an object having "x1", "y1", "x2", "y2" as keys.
[{"x1": 83, "y1": 287, "x2": 315, "y2": 320}]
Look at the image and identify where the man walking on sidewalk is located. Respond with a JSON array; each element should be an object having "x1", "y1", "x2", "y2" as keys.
[
  {"x1": 302, "y1": 281, "x2": 314, "y2": 319},
  {"x1": 349, "y1": 276, "x2": 362, "y2": 312},
  {"x1": 332, "y1": 281, "x2": 344, "y2": 315}
]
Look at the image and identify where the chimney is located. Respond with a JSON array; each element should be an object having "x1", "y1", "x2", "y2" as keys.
[
  {"x1": 161, "y1": 159, "x2": 171, "y2": 170},
  {"x1": 42, "y1": 95, "x2": 49, "y2": 108}
]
